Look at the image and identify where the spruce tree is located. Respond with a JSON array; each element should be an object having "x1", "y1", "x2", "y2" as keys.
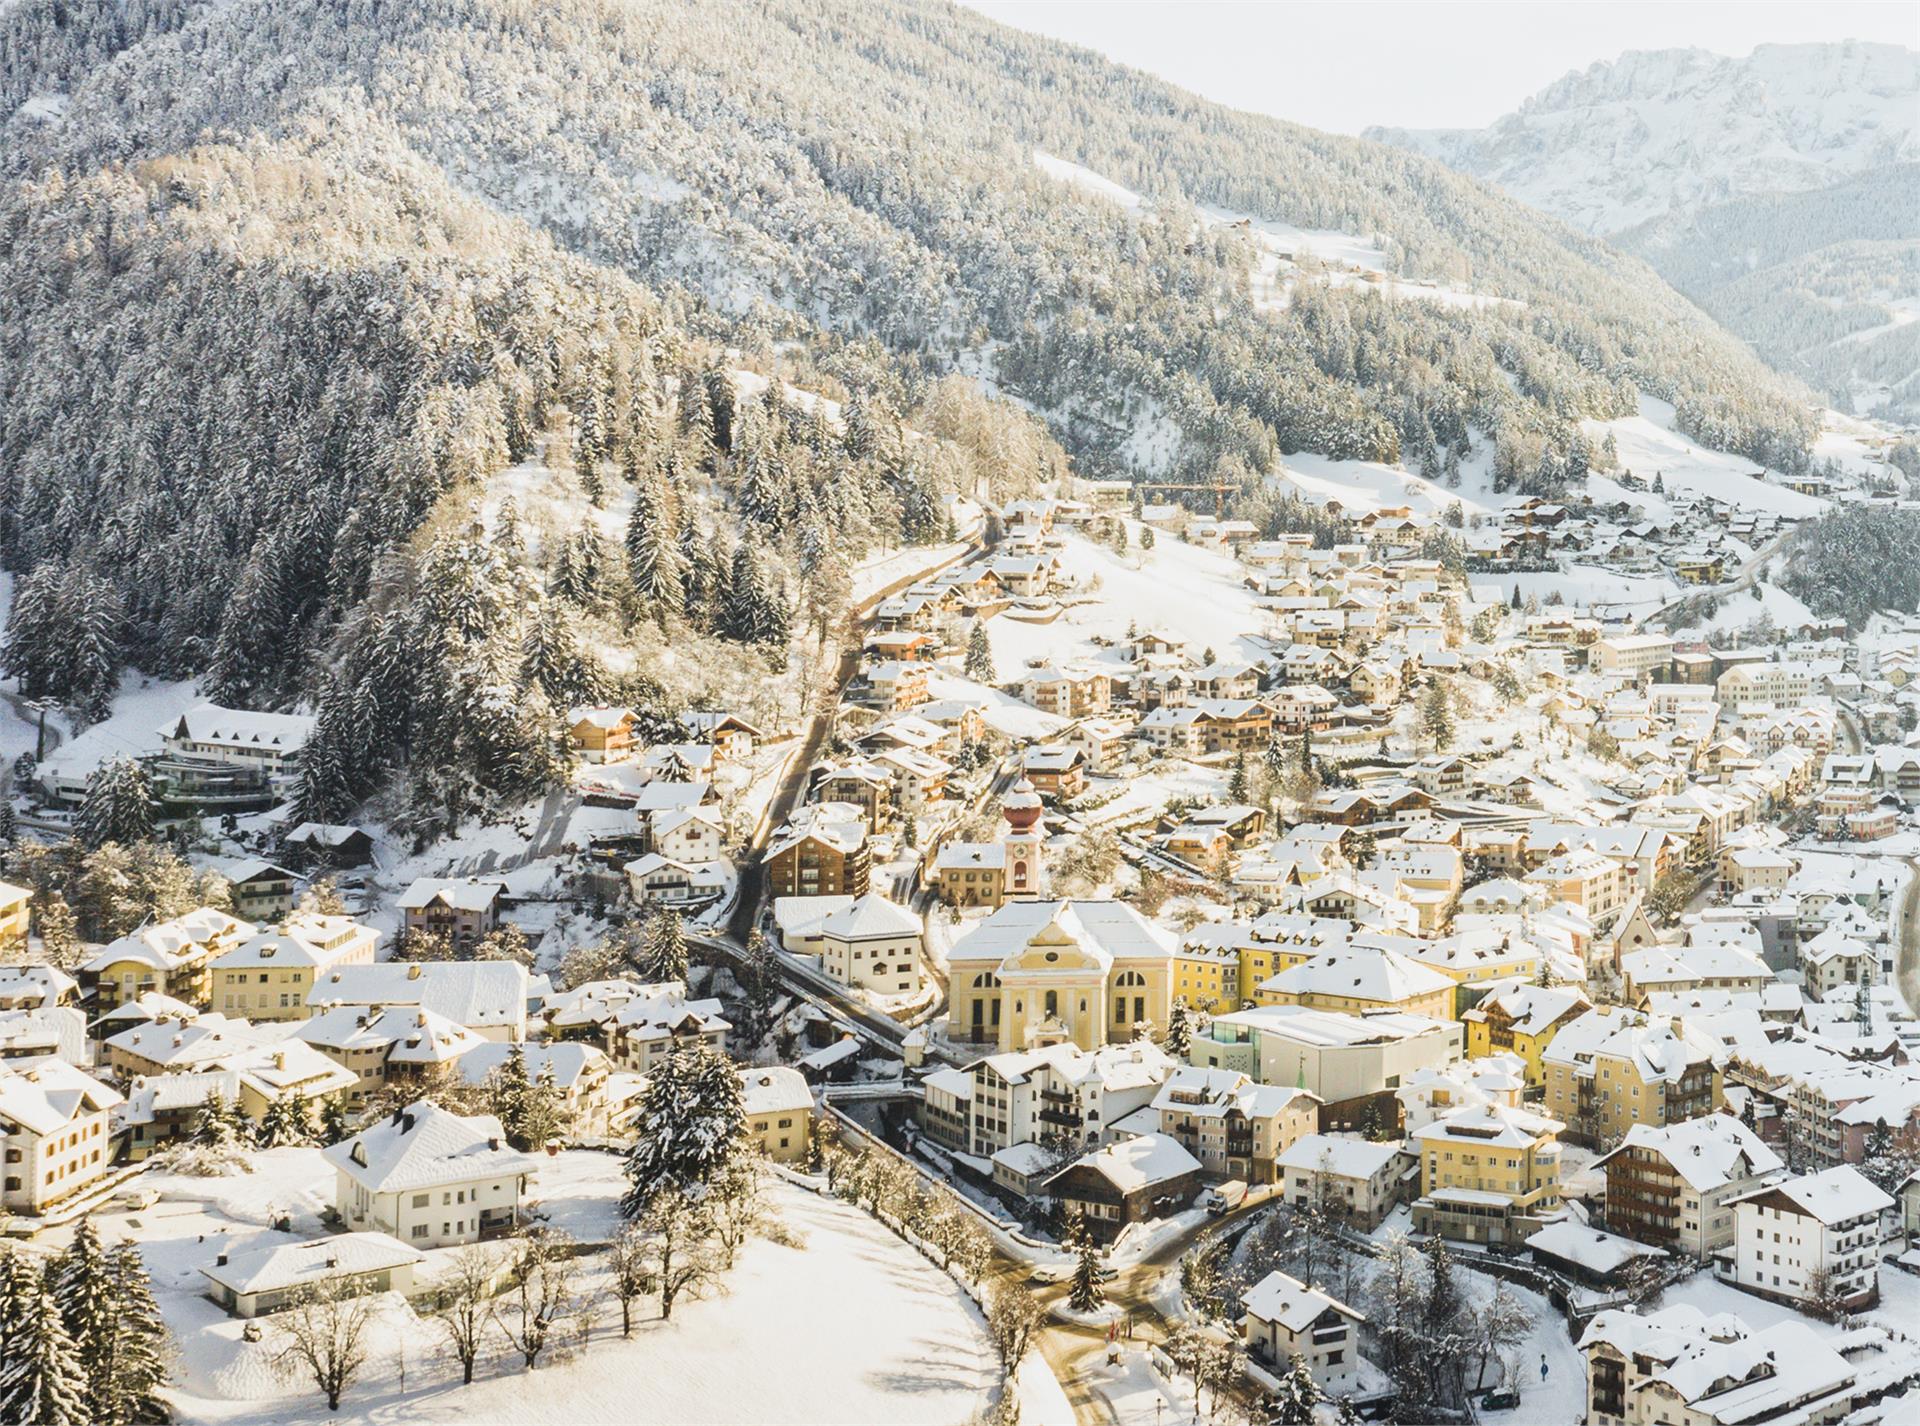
[
  {"x1": 638, "y1": 906, "x2": 690, "y2": 984},
  {"x1": 1420, "y1": 682, "x2": 1455, "y2": 751},
  {"x1": 491, "y1": 1043, "x2": 536, "y2": 1149},
  {"x1": 195, "y1": 1092, "x2": 242, "y2": 1149},
  {"x1": 626, "y1": 477, "x2": 684, "y2": 616},
  {"x1": 1164, "y1": 998, "x2": 1192, "y2": 1057},
  {"x1": 1271, "y1": 1354, "x2": 1321, "y2": 1425},
  {"x1": 54, "y1": 1221, "x2": 115, "y2": 1419},
  {"x1": 964, "y1": 621, "x2": 996, "y2": 682},
  {"x1": 0, "y1": 1256, "x2": 89, "y2": 1426},
  {"x1": 76, "y1": 757, "x2": 155, "y2": 849},
  {"x1": 1066, "y1": 1210, "x2": 1104, "y2": 1314},
  {"x1": 258, "y1": 1092, "x2": 312, "y2": 1148},
  {"x1": 620, "y1": 1042, "x2": 746, "y2": 1217},
  {"x1": 109, "y1": 1243, "x2": 170, "y2": 1420},
  {"x1": 53, "y1": 1220, "x2": 162, "y2": 1424},
  {"x1": 319, "y1": 1098, "x2": 352, "y2": 1145},
  {"x1": 738, "y1": 930, "x2": 779, "y2": 1048}
]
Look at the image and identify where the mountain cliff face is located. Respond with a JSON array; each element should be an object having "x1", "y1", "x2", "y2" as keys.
[
  {"x1": 1370, "y1": 42, "x2": 1920, "y2": 420},
  {"x1": 1370, "y1": 42, "x2": 1918, "y2": 236}
]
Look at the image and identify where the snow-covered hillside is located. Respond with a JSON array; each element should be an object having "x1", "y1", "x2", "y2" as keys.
[{"x1": 1369, "y1": 43, "x2": 1919, "y2": 237}]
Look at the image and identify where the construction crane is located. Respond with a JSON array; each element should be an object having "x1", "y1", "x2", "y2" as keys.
[{"x1": 1132, "y1": 482, "x2": 1238, "y2": 519}]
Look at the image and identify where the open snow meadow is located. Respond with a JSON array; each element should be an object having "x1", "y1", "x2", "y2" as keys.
[{"x1": 100, "y1": 1161, "x2": 1000, "y2": 1426}]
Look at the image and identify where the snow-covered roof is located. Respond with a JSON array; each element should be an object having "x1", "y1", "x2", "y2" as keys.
[
  {"x1": 946, "y1": 899, "x2": 1173, "y2": 969},
  {"x1": 819, "y1": 893, "x2": 921, "y2": 941},
  {"x1": 1240, "y1": 1269, "x2": 1364, "y2": 1332},
  {"x1": 324, "y1": 1101, "x2": 536, "y2": 1194},
  {"x1": 306, "y1": 961, "x2": 527, "y2": 1032},
  {"x1": 1047, "y1": 1132, "x2": 1200, "y2": 1193},
  {"x1": 1728, "y1": 1164, "x2": 1893, "y2": 1225},
  {"x1": 201, "y1": 1231, "x2": 423, "y2": 1298},
  {"x1": 738, "y1": 1066, "x2": 812, "y2": 1118},
  {"x1": 0, "y1": 1056, "x2": 121, "y2": 1134},
  {"x1": 456, "y1": 1040, "x2": 605, "y2": 1090},
  {"x1": 163, "y1": 703, "x2": 315, "y2": 752},
  {"x1": 396, "y1": 877, "x2": 506, "y2": 912},
  {"x1": 1275, "y1": 1133, "x2": 1403, "y2": 1180},
  {"x1": 1257, "y1": 946, "x2": 1453, "y2": 1003},
  {"x1": 1594, "y1": 1114, "x2": 1782, "y2": 1194},
  {"x1": 1414, "y1": 1101, "x2": 1563, "y2": 1151},
  {"x1": 1526, "y1": 1221, "x2": 1663, "y2": 1274}
]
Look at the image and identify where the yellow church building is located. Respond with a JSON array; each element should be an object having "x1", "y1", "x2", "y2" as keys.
[{"x1": 946, "y1": 900, "x2": 1174, "y2": 1051}]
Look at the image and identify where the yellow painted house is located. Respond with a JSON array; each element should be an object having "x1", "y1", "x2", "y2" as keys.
[
  {"x1": 1459, "y1": 983, "x2": 1593, "y2": 1086},
  {"x1": 1171, "y1": 942, "x2": 1241, "y2": 1015},
  {"x1": 1253, "y1": 947, "x2": 1455, "y2": 1022},
  {"x1": 1541, "y1": 1007, "x2": 1723, "y2": 1148},
  {"x1": 0, "y1": 881, "x2": 30, "y2": 954},
  {"x1": 738, "y1": 1065, "x2": 813, "y2": 1164},
  {"x1": 209, "y1": 913, "x2": 381, "y2": 1022},
  {"x1": 82, "y1": 908, "x2": 255, "y2": 1011},
  {"x1": 1412, "y1": 1101, "x2": 1565, "y2": 1243}
]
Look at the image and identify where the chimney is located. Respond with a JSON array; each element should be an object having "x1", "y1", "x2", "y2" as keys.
[
  {"x1": 215, "y1": 1253, "x2": 228, "y2": 1266},
  {"x1": 273, "y1": 1051, "x2": 287, "y2": 1071},
  {"x1": 488, "y1": 1136, "x2": 501, "y2": 1151},
  {"x1": 407, "y1": 964, "x2": 423, "y2": 981}
]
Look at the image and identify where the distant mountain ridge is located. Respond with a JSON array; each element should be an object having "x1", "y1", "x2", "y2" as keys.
[
  {"x1": 1369, "y1": 41, "x2": 1920, "y2": 421},
  {"x1": 1369, "y1": 42, "x2": 1919, "y2": 235}
]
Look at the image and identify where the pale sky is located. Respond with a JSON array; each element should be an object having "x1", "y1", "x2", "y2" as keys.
[{"x1": 963, "y1": 2, "x2": 1920, "y2": 134}]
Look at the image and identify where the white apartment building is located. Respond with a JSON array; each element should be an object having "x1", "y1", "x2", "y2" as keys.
[
  {"x1": 1591, "y1": 634, "x2": 1674, "y2": 679},
  {"x1": 1721, "y1": 1165, "x2": 1892, "y2": 1311},
  {"x1": 1190, "y1": 1005, "x2": 1462, "y2": 1102},
  {"x1": 0, "y1": 1057, "x2": 122, "y2": 1213},
  {"x1": 774, "y1": 893, "x2": 924, "y2": 998},
  {"x1": 961, "y1": 1040, "x2": 1174, "y2": 1157}
]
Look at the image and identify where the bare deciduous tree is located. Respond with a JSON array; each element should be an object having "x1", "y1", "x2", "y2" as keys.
[
  {"x1": 708, "y1": 1157, "x2": 770, "y2": 1269},
  {"x1": 272, "y1": 1277, "x2": 375, "y2": 1412},
  {"x1": 606, "y1": 1224, "x2": 652, "y2": 1337},
  {"x1": 641, "y1": 1188, "x2": 722, "y2": 1321},
  {"x1": 986, "y1": 1280, "x2": 1044, "y2": 1373},
  {"x1": 493, "y1": 1231, "x2": 578, "y2": 1370},
  {"x1": 436, "y1": 1247, "x2": 498, "y2": 1386}
]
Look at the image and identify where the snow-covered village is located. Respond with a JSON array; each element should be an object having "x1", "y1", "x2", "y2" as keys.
[{"x1": 1, "y1": 3, "x2": 1918, "y2": 1425}]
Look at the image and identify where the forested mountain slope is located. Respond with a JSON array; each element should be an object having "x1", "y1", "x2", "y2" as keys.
[
  {"x1": 0, "y1": 0, "x2": 1826, "y2": 828},
  {"x1": 1615, "y1": 169, "x2": 1920, "y2": 421}
]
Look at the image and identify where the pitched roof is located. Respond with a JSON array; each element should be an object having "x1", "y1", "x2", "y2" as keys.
[
  {"x1": 323, "y1": 1100, "x2": 536, "y2": 1193},
  {"x1": 1241, "y1": 1269, "x2": 1364, "y2": 1332}
]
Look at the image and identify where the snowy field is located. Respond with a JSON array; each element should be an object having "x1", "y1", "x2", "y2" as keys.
[
  {"x1": 115, "y1": 1163, "x2": 1001, "y2": 1426},
  {"x1": 1581, "y1": 395, "x2": 1829, "y2": 518},
  {"x1": 1495, "y1": 567, "x2": 1682, "y2": 617},
  {"x1": 984, "y1": 527, "x2": 1268, "y2": 678},
  {"x1": 1687, "y1": 580, "x2": 1817, "y2": 637},
  {"x1": 1279, "y1": 444, "x2": 1503, "y2": 521},
  {"x1": 1032, "y1": 150, "x2": 1514, "y2": 315},
  {"x1": 35, "y1": 673, "x2": 204, "y2": 788}
]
